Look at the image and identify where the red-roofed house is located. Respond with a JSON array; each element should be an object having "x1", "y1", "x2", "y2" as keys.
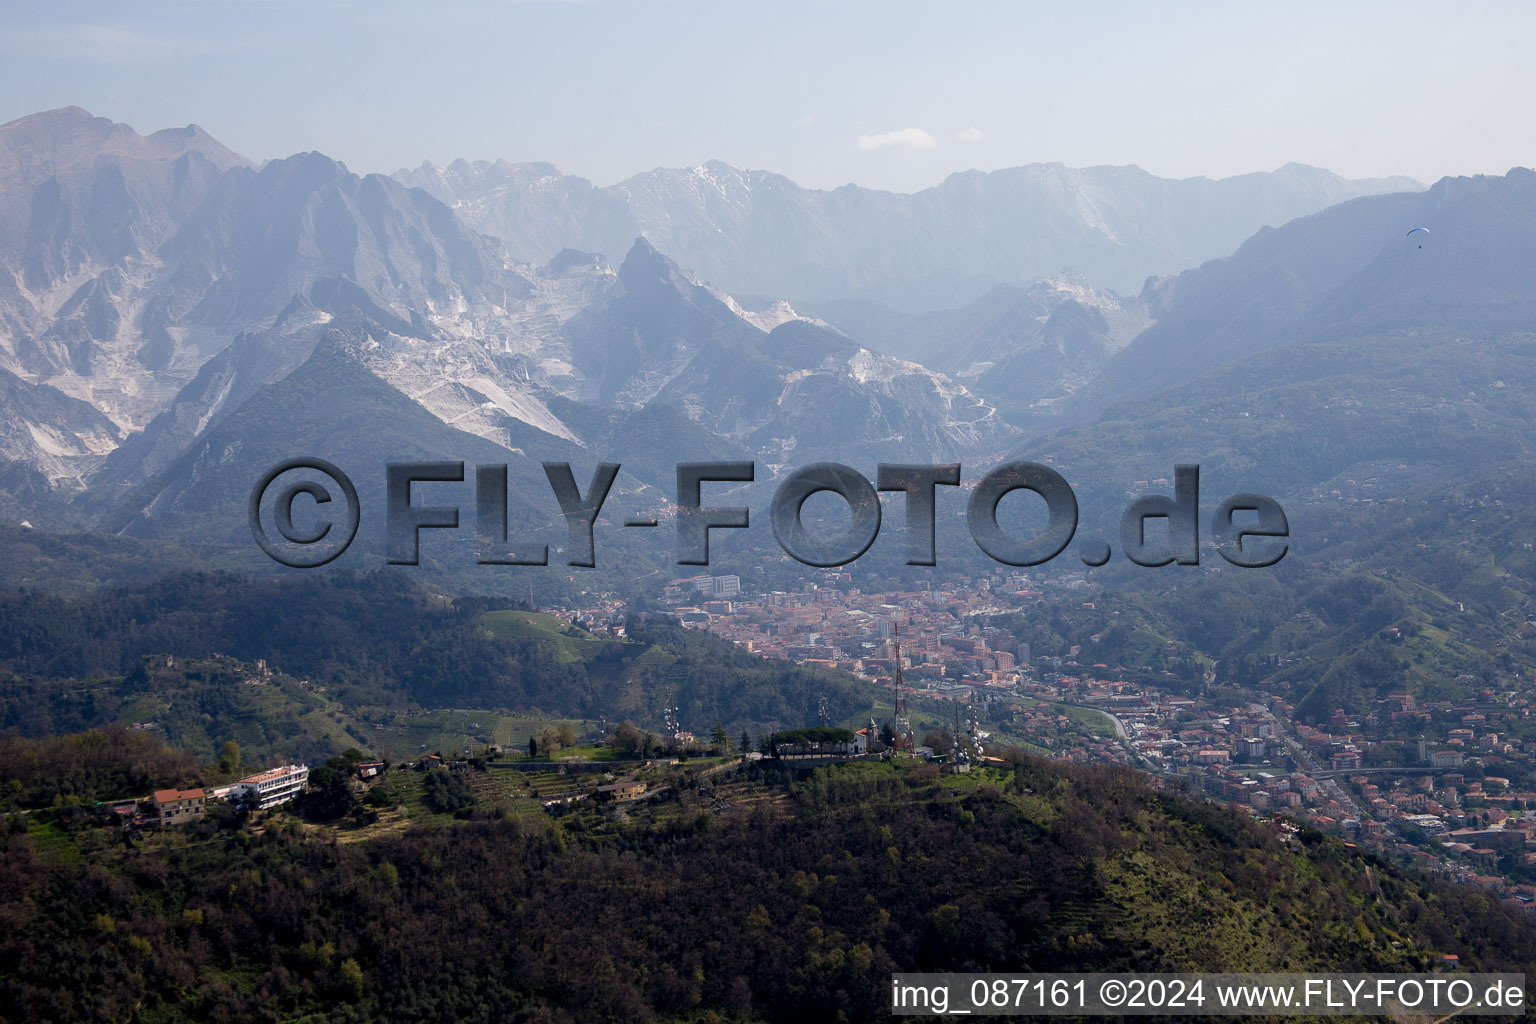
[{"x1": 153, "y1": 788, "x2": 206, "y2": 827}]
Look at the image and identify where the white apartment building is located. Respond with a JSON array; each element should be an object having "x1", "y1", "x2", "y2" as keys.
[{"x1": 227, "y1": 764, "x2": 310, "y2": 810}]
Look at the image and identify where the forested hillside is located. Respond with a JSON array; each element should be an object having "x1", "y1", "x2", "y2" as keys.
[
  {"x1": 3, "y1": 754, "x2": 1531, "y2": 1022},
  {"x1": 0, "y1": 571, "x2": 872, "y2": 749}
]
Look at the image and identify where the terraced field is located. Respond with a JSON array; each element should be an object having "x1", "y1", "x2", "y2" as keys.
[{"x1": 480, "y1": 610, "x2": 613, "y2": 663}]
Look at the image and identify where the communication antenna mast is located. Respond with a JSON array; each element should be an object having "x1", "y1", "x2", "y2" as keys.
[
  {"x1": 967, "y1": 700, "x2": 984, "y2": 759},
  {"x1": 664, "y1": 701, "x2": 680, "y2": 739},
  {"x1": 817, "y1": 694, "x2": 830, "y2": 728},
  {"x1": 890, "y1": 627, "x2": 914, "y2": 754}
]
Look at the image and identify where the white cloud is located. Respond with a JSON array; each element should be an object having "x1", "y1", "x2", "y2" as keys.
[
  {"x1": 955, "y1": 126, "x2": 984, "y2": 143},
  {"x1": 857, "y1": 128, "x2": 937, "y2": 152},
  {"x1": 797, "y1": 114, "x2": 816, "y2": 126}
]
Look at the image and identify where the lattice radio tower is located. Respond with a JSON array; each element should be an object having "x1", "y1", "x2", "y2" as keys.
[{"x1": 890, "y1": 627, "x2": 914, "y2": 754}]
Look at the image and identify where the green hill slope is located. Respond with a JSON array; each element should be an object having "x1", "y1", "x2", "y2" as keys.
[{"x1": 2, "y1": 755, "x2": 1530, "y2": 1022}]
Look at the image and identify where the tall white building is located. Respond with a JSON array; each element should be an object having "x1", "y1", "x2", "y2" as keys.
[
  {"x1": 227, "y1": 765, "x2": 310, "y2": 810},
  {"x1": 694, "y1": 575, "x2": 741, "y2": 598}
]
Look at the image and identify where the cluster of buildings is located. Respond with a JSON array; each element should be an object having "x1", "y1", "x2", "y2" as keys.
[
  {"x1": 1050, "y1": 685, "x2": 1536, "y2": 890},
  {"x1": 591, "y1": 568, "x2": 1536, "y2": 891},
  {"x1": 138, "y1": 764, "x2": 310, "y2": 827},
  {"x1": 518, "y1": 558, "x2": 1536, "y2": 897},
  {"x1": 659, "y1": 572, "x2": 1051, "y2": 686}
]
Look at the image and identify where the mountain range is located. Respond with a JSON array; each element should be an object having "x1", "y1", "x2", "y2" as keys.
[
  {"x1": 0, "y1": 109, "x2": 1021, "y2": 526},
  {"x1": 395, "y1": 157, "x2": 1421, "y2": 307},
  {"x1": 9, "y1": 105, "x2": 1532, "y2": 583}
]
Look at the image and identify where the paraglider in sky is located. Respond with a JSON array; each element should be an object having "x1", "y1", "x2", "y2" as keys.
[{"x1": 1407, "y1": 227, "x2": 1430, "y2": 248}]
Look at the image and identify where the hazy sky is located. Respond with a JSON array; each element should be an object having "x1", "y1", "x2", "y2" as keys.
[{"x1": 2, "y1": 1, "x2": 1532, "y2": 193}]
